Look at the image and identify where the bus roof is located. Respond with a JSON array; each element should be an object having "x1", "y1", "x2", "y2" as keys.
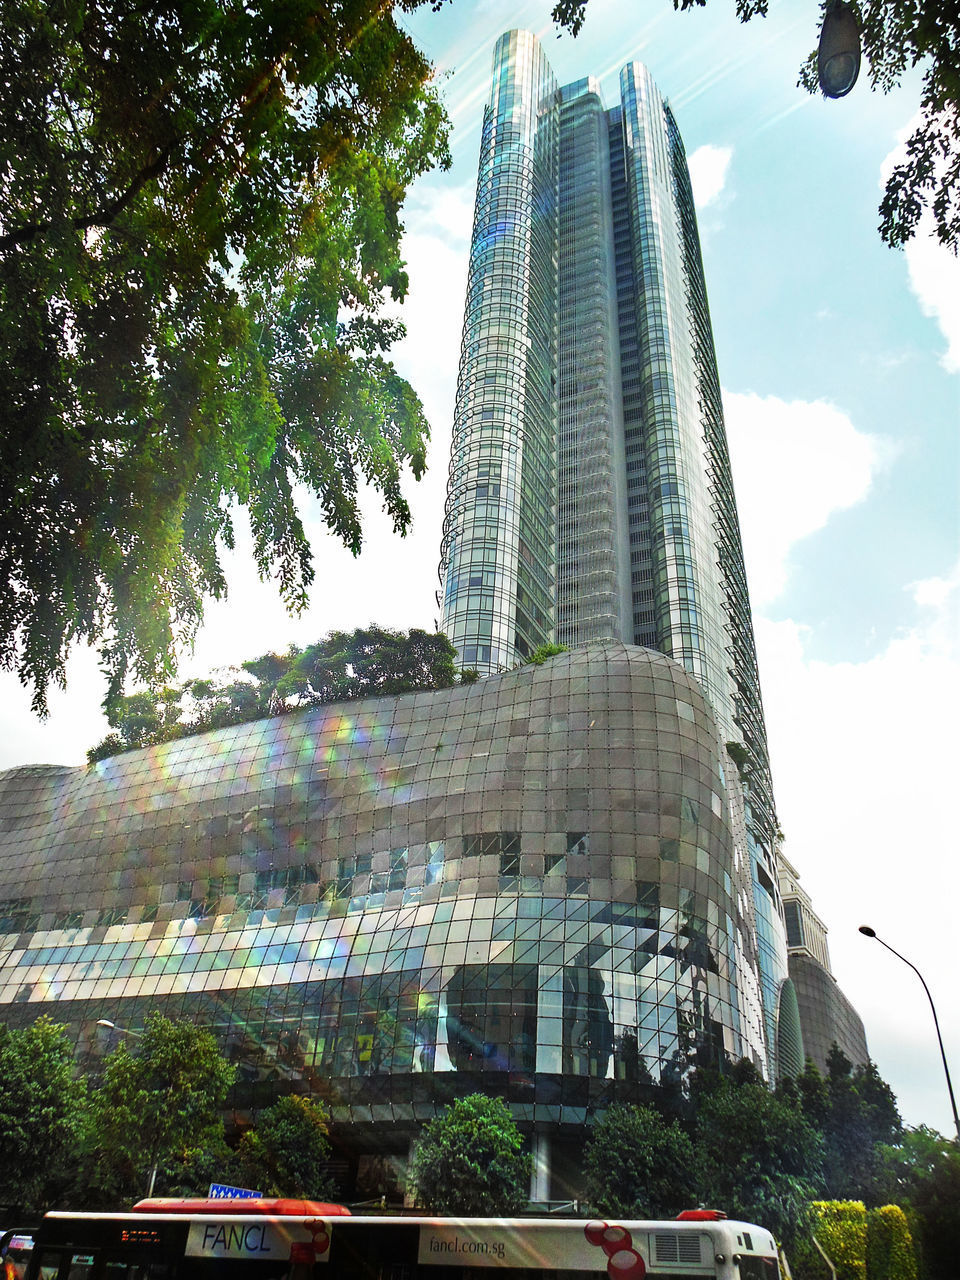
[{"x1": 131, "y1": 1198, "x2": 351, "y2": 1217}]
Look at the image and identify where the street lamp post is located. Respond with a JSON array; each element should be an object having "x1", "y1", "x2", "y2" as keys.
[
  {"x1": 95, "y1": 1019, "x2": 159, "y2": 1195},
  {"x1": 859, "y1": 926, "x2": 960, "y2": 1142}
]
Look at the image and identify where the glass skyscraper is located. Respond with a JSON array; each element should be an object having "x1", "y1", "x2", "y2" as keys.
[{"x1": 440, "y1": 30, "x2": 799, "y2": 1081}]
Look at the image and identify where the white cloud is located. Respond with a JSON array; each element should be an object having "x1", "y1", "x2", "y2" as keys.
[
  {"x1": 881, "y1": 118, "x2": 960, "y2": 374},
  {"x1": 903, "y1": 232, "x2": 960, "y2": 373},
  {"x1": 723, "y1": 390, "x2": 893, "y2": 605},
  {"x1": 405, "y1": 181, "x2": 475, "y2": 247},
  {"x1": 757, "y1": 562, "x2": 960, "y2": 1133},
  {"x1": 0, "y1": 647, "x2": 109, "y2": 769},
  {"x1": 911, "y1": 560, "x2": 960, "y2": 611},
  {"x1": 687, "y1": 144, "x2": 732, "y2": 208}
]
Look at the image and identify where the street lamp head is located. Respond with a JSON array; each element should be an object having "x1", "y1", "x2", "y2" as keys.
[
  {"x1": 858, "y1": 925, "x2": 877, "y2": 938},
  {"x1": 96, "y1": 1018, "x2": 117, "y2": 1029},
  {"x1": 818, "y1": 0, "x2": 862, "y2": 98}
]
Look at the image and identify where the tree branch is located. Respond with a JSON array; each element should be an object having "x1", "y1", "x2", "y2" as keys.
[{"x1": 0, "y1": 146, "x2": 172, "y2": 251}]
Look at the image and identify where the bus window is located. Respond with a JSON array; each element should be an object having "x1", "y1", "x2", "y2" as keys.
[
  {"x1": 3, "y1": 1244, "x2": 33, "y2": 1280},
  {"x1": 29, "y1": 1251, "x2": 61, "y2": 1280},
  {"x1": 737, "y1": 1258, "x2": 780, "y2": 1279}
]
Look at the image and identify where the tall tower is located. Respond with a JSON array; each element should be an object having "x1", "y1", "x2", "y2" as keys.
[{"x1": 440, "y1": 30, "x2": 795, "y2": 1077}]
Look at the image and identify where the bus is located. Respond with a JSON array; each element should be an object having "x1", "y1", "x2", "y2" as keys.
[{"x1": 24, "y1": 1201, "x2": 780, "y2": 1280}]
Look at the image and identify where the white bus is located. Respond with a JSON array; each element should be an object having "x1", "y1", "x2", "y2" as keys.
[{"x1": 25, "y1": 1200, "x2": 779, "y2": 1280}]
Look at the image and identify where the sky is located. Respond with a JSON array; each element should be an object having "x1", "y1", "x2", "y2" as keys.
[{"x1": 3, "y1": 0, "x2": 958, "y2": 1136}]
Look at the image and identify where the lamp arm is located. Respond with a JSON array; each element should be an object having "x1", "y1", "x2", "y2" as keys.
[{"x1": 873, "y1": 934, "x2": 960, "y2": 1143}]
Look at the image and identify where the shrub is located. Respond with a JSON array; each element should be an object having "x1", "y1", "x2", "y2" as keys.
[
  {"x1": 866, "y1": 1205, "x2": 917, "y2": 1280},
  {"x1": 804, "y1": 1201, "x2": 867, "y2": 1280}
]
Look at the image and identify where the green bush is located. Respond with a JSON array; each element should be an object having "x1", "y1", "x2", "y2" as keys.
[
  {"x1": 790, "y1": 1239, "x2": 831, "y2": 1280},
  {"x1": 866, "y1": 1205, "x2": 917, "y2": 1280}
]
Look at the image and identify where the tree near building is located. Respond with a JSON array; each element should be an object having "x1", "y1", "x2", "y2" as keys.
[
  {"x1": 86, "y1": 1013, "x2": 235, "y2": 1202},
  {"x1": 520, "y1": 643, "x2": 568, "y2": 667},
  {"x1": 287, "y1": 627, "x2": 470, "y2": 703},
  {"x1": 795, "y1": 1048, "x2": 901, "y2": 1200},
  {"x1": 0, "y1": 0, "x2": 449, "y2": 714},
  {"x1": 696, "y1": 1075, "x2": 824, "y2": 1247},
  {"x1": 0, "y1": 1016, "x2": 87, "y2": 1212},
  {"x1": 872, "y1": 1126, "x2": 960, "y2": 1280},
  {"x1": 584, "y1": 1104, "x2": 700, "y2": 1218},
  {"x1": 550, "y1": 0, "x2": 960, "y2": 254},
  {"x1": 408, "y1": 1094, "x2": 531, "y2": 1215},
  {"x1": 160, "y1": 1135, "x2": 242, "y2": 1200},
  {"x1": 235, "y1": 1095, "x2": 335, "y2": 1199}
]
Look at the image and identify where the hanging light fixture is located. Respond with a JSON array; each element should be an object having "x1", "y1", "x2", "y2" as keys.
[{"x1": 818, "y1": 0, "x2": 862, "y2": 98}]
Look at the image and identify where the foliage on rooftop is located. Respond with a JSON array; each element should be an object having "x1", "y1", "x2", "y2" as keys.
[{"x1": 87, "y1": 626, "x2": 477, "y2": 763}]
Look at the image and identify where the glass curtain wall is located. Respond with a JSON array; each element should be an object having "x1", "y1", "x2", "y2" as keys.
[
  {"x1": 555, "y1": 80, "x2": 631, "y2": 648},
  {"x1": 440, "y1": 31, "x2": 559, "y2": 673},
  {"x1": 617, "y1": 66, "x2": 788, "y2": 1071},
  {"x1": 440, "y1": 30, "x2": 792, "y2": 1078}
]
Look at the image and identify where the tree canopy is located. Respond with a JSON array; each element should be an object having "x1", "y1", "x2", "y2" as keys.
[
  {"x1": 695, "y1": 1070, "x2": 825, "y2": 1246},
  {"x1": 520, "y1": 643, "x2": 568, "y2": 667},
  {"x1": 0, "y1": 1016, "x2": 87, "y2": 1212},
  {"x1": 87, "y1": 626, "x2": 475, "y2": 760},
  {"x1": 794, "y1": 1047, "x2": 901, "y2": 1200},
  {"x1": 583, "y1": 1103, "x2": 699, "y2": 1218},
  {"x1": 408, "y1": 1094, "x2": 531, "y2": 1215},
  {"x1": 87, "y1": 1012, "x2": 235, "y2": 1202},
  {"x1": 0, "y1": 0, "x2": 449, "y2": 713},
  {"x1": 551, "y1": 0, "x2": 960, "y2": 254},
  {"x1": 235, "y1": 1095, "x2": 335, "y2": 1199},
  {"x1": 872, "y1": 1127, "x2": 960, "y2": 1280}
]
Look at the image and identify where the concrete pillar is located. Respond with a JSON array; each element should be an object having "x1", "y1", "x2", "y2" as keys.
[{"x1": 529, "y1": 1131, "x2": 551, "y2": 1203}]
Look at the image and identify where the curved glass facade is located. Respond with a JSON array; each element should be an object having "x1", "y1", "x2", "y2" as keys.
[
  {"x1": 0, "y1": 647, "x2": 748, "y2": 1160},
  {"x1": 787, "y1": 954, "x2": 869, "y2": 1075}
]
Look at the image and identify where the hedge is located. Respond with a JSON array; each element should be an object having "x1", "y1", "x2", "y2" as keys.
[
  {"x1": 866, "y1": 1205, "x2": 917, "y2": 1280},
  {"x1": 795, "y1": 1201, "x2": 867, "y2": 1280},
  {"x1": 791, "y1": 1200, "x2": 919, "y2": 1280}
]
